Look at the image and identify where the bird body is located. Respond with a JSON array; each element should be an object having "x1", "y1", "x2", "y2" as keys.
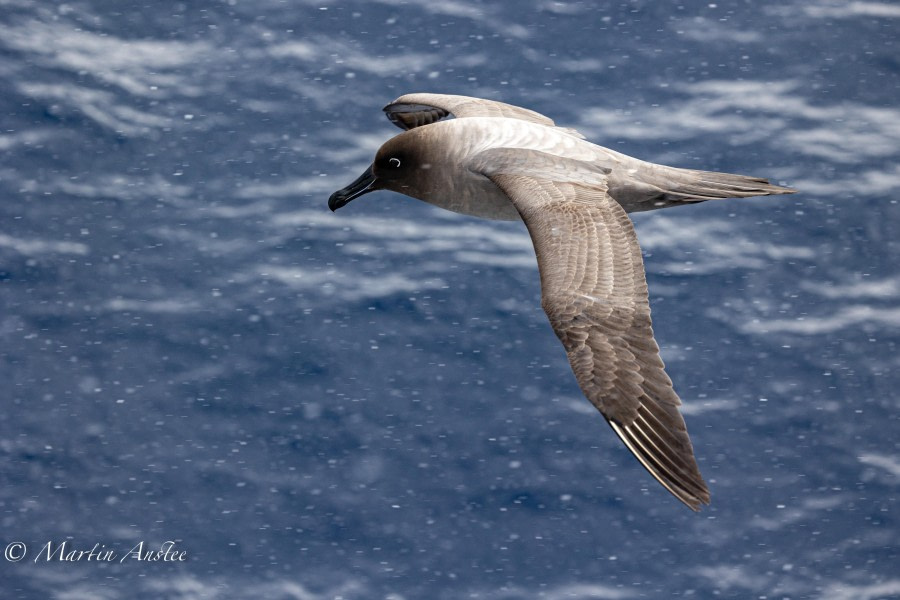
[
  {"x1": 361, "y1": 114, "x2": 791, "y2": 219},
  {"x1": 328, "y1": 93, "x2": 796, "y2": 511}
]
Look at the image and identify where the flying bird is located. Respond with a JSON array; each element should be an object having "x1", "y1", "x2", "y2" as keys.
[{"x1": 328, "y1": 93, "x2": 796, "y2": 510}]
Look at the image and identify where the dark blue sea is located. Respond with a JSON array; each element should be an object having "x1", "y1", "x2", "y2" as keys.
[{"x1": 2, "y1": 1, "x2": 899, "y2": 598}]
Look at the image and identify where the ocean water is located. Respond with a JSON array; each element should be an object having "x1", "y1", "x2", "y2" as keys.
[{"x1": 1, "y1": 0, "x2": 899, "y2": 598}]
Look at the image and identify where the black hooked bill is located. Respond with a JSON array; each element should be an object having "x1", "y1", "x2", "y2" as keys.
[{"x1": 328, "y1": 165, "x2": 376, "y2": 211}]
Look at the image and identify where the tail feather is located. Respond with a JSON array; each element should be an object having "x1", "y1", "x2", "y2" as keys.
[{"x1": 664, "y1": 168, "x2": 797, "y2": 202}]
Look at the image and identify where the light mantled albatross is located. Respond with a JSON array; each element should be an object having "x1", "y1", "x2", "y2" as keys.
[{"x1": 328, "y1": 93, "x2": 796, "y2": 511}]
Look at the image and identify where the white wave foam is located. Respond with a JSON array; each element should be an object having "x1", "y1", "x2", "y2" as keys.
[
  {"x1": 0, "y1": 233, "x2": 89, "y2": 256},
  {"x1": 4, "y1": 20, "x2": 209, "y2": 97},
  {"x1": 740, "y1": 305, "x2": 900, "y2": 334},
  {"x1": 259, "y1": 265, "x2": 447, "y2": 301},
  {"x1": 802, "y1": 274, "x2": 900, "y2": 299},
  {"x1": 634, "y1": 215, "x2": 814, "y2": 275},
  {"x1": 858, "y1": 453, "x2": 900, "y2": 478},
  {"x1": 473, "y1": 581, "x2": 635, "y2": 599},
  {"x1": 679, "y1": 398, "x2": 740, "y2": 416},
  {"x1": 106, "y1": 298, "x2": 199, "y2": 313},
  {"x1": 672, "y1": 16, "x2": 764, "y2": 43},
  {"x1": 144, "y1": 575, "x2": 365, "y2": 600},
  {"x1": 805, "y1": 2, "x2": 900, "y2": 19},
  {"x1": 790, "y1": 164, "x2": 900, "y2": 197},
  {"x1": 20, "y1": 83, "x2": 172, "y2": 135},
  {"x1": 579, "y1": 79, "x2": 900, "y2": 168},
  {"x1": 270, "y1": 37, "x2": 442, "y2": 77},
  {"x1": 823, "y1": 580, "x2": 900, "y2": 600},
  {"x1": 274, "y1": 209, "x2": 533, "y2": 261}
]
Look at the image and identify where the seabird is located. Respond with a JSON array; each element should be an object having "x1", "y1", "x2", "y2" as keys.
[{"x1": 328, "y1": 93, "x2": 796, "y2": 511}]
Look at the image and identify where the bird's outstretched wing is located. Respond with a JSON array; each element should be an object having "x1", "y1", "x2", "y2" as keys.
[
  {"x1": 471, "y1": 147, "x2": 710, "y2": 510},
  {"x1": 383, "y1": 93, "x2": 584, "y2": 138}
]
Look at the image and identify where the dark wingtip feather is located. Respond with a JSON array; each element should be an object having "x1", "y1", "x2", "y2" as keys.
[
  {"x1": 382, "y1": 102, "x2": 451, "y2": 130},
  {"x1": 607, "y1": 407, "x2": 711, "y2": 511}
]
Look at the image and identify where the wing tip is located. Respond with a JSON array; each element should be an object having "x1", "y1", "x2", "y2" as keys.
[
  {"x1": 382, "y1": 101, "x2": 451, "y2": 131},
  {"x1": 608, "y1": 418, "x2": 711, "y2": 512}
]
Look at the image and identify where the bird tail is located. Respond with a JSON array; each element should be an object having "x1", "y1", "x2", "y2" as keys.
[{"x1": 661, "y1": 167, "x2": 796, "y2": 202}]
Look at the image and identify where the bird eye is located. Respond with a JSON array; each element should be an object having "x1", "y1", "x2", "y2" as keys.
[{"x1": 389, "y1": 157, "x2": 401, "y2": 168}]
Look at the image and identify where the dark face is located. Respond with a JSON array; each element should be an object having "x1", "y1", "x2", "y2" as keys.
[
  {"x1": 371, "y1": 149, "x2": 412, "y2": 185},
  {"x1": 328, "y1": 141, "x2": 414, "y2": 211}
]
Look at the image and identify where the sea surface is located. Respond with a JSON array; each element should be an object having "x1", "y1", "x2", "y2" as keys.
[{"x1": 1, "y1": 1, "x2": 899, "y2": 598}]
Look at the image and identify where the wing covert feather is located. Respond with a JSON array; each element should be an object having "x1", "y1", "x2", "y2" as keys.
[{"x1": 478, "y1": 155, "x2": 710, "y2": 510}]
